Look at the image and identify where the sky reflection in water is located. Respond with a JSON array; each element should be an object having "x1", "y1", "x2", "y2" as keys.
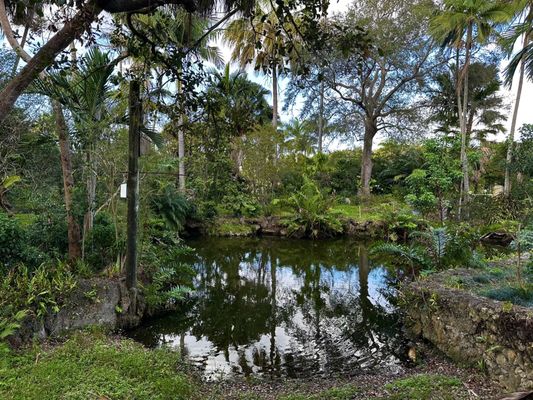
[{"x1": 128, "y1": 237, "x2": 407, "y2": 380}]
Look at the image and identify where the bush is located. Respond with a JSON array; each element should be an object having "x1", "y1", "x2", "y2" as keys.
[
  {"x1": 27, "y1": 212, "x2": 68, "y2": 259},
  {"x1": 150, "y1": 185, "x2": 193, "y2": 230},
  {"x1": 276, "y1": 177, "x2": 343, "y2": 238},
  {"x1": 140, "y1": 225, "x2": 195, "y2": 310},
  {"x1": 84, "y1": 212, "x2": 121, "y2": 271},
  {"x1": 0, "y1": 213, "x2": 46, "y2": 272},
  {"x1": 0, "y1": 262, "x2": 77, "y2": 320}
]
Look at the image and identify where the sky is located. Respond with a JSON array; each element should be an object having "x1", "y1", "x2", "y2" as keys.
[{"x1": 217, "y1": 0, "x2": 533, "y2": 150}]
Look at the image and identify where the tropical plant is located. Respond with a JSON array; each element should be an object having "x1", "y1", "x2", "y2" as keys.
[
  {"x1": 430, "y1": 0, "x2": 512, "y2": 213},
  {"x1": 34, "y1": 47, "x2": 118, "y2": 238},
  {"x1": 0, "y1": 262, "x2": 77, "y2": 319},
  {"x1": 502, "y1": 1, "x2": 533, "y2": 196},
  {"x1": 372, "y1": 226, "x2": 484, "y2": 274},
  {"x1": 276, "y1": 177, "x2": 343, "y2": 238},
  {"x1": 224, "y1": 1, "x2": 301, "y2": 128},
  {"x1": 0, "y1": 310, "x2": 27, "y2": 357},
  {"x1": 371, "y1": 241, "x2": 429, "y2": 277},
  {"x1": 150, "y1": 184, "x2": 193, "y2": 230}
]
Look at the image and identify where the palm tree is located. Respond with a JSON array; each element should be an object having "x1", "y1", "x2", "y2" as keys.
[
  {"x1": 0, "y1": 1, "x2": 82, "y2": 260},
  {"x1": 204, "y1": 64, "x2": 271, "y2": 176},
  {"x1": 503, "y1": 1, "x2": 533, "y2": 196},
  {"x1": 130, "y1": 9, "x2": 224, "y2": 192},
  {"x1": 282, "y1": 118, "x2": 316, "y2": 157},
  {"x1": 35, "y1": 48, "x2": 118, "y2": 255},
  {"x1": 430, "y1": 0, "x2": 511, "y2": 215},
  {"x1": 224, "y1": 3, "x2": 300, "y2": 129}
]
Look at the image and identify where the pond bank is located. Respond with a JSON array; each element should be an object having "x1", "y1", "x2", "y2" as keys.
[
  {"x1": 403, "y1": 268, "x2": 533, "y2": 391},
  {"x1": 0, "y1": 331, "x2": 503, "y2": 400},
  {"x1": 188, "y1": 215, "x2": 390, "y2": 239},
  {"x1": 10, "y1": 277, "x2": 147, "y2": 346}
]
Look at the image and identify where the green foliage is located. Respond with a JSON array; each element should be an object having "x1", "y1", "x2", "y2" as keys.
[
  {"x1": 141, "y1": 238, "x2": 195, "y2": 309},
  {"x1": 0, "y1": 213, "x2": 45, "y2": 272},
  {"x1": 372, "y1": 226, "x2": 485, "y2": 273},
  {"x1": 0, "y1": 310, "x2": 27, "y2": 358},
  {"x1": 84, "y1": 212, "x2": 121, "y2": 271},
  {"x1": 27, "y1": 212, "x2": 68, "y2": 259},
  {"x1": 150, "y1": 185, "x2": 192, "y2": 230},
  {"x1": 481, "y1": 284, "x2": 533, "y2": 307},
  {"x1": 220, "y1": 191, "x2": 261, "y2": 217},
  {"x1": 0, "y1": 213, "x2": 28, "y2": 271},
  {"x1": 277, "y1": 177, "x2": 343, "y2": 238},
  {"x1": 0, "y1": 332, "x2": 196, "y2": 400},
  {"x1": 381, "y1": 374, "x2": 462, "y2": 400},
  {"x1": 0, "y1": 262, "x2": 77, "y2": 320},
  {"x1": 404, "y1": 139, "x2": 462, "y2": 221},
  {"x1": 371, "y1": 242, "x2": 430, "y2": 274}
]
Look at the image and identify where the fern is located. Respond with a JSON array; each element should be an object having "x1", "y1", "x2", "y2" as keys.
[{"x1": 371, "y1": 242, "x2": 430, "y2": 274}]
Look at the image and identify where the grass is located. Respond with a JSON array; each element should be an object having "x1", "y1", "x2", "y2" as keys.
[
  {"x1": 278, "y1": 384, "x2": 360, "y2": 400},
  {"x1": 209, "y1": 218, "x2": 257, "y2": 236},
  {"x1": 455, "y1": 258, "x2": 533, "y2": 307},
  {"x1": 377, "y1": 374, "x2": 463, "y2": 400},
  {"x1": 0, "y1": 335, "x2": 476, "y2": 400},
  {"x1": 0, "y1": 331, "x2": 198, "y2": 400}
]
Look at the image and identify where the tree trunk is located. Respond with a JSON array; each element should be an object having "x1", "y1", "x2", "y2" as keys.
[
  {"x1": 359, "y1": 118, "x2": 377, "y2": 197},
  {"x1": 0, "y1": 1, "x2": 82, "y2": 259},
  {"x1": 504, "y1": 33, "x2": 529, "y2": 196},
  {"x1": 272, "y1": 64, "x2": 278, "y2": 128},
  {"x1": 318, "y1": 80, "x2": 324, "y2": 153},
  {"x1": 126, "y1": 80, "x2": 142, "y2": 290},
  {"x1": 84, "y1": 146, "x2": 97, "y2": 232},
  {"x1": 176, "y1": 81, "x2": 186, "y2": 192},
  {"x1": 53, "y1": 101, "x2": 81, "y2": 261},
  {"x1": 0, "y1": 1, "x2": 102, "y2": 123},
  {"x1": 459, "y1": 23, "x2": 473, "y2": 211}
]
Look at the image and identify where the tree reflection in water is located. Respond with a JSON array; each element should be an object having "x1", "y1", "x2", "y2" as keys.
[{"x1": 128, "y1": 237, "x2": 407, "y2": 380}]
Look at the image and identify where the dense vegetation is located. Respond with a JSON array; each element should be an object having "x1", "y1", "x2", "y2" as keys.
[{"x1": 1, "y1": 0, "x2": 533, "y2": 397}]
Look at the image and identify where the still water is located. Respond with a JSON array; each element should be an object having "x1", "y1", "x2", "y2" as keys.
[{"x1": 128, "y1": 237, "x2": 408, "y2": 381}]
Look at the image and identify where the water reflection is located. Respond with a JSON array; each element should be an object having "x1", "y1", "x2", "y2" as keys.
[{"x1": 129, "y1": 237, "x2": 407, "y2": 380}]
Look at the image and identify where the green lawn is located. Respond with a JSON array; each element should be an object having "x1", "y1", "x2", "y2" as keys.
[{"x1": 0, "y1": 332, "x2": 197, "y2": 400}]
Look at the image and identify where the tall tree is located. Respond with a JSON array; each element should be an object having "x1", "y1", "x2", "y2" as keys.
[
  {"x1": 0, "y1": 0, "x2": 82, "y2": 260},
  {"x1": 126, "y1": 9, "x2": 223, "y2": 192},
  {"x1": 325, "y1": 0, "x2": 437, "y2": 196},
  {"x1": 35, "y1": 48, "x2": 119, "y2": 260},
  {"x1": 430, "y1": 0, "x2": 511, "y2": 212},
  {"x1": 224, "y1": 3, "x2": 300, "y2": 128},
  {"x1": 503, "y1": 0, "x2": 533, "y2": 196},
  {"x1": 0, "y1": 0, "x2": 327, "y2": 123}
]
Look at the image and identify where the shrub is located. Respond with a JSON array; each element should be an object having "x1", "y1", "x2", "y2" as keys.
[
  {"x1": 0, "y1": 213, "x2": 46, "y2": 272},
  {"x1": 0, "y1": 213, "x2": 28, "y2": 272},
  {"x1": 150, "y1": 185, "x2": 193, "y2": 230},
  {"x1": 276, "y1": 177, "x2": 343, "y2": 238},
  {"x1": 27, "y1": 212, "x2": 68, "y2": 258},
  {"x1": 0, "y1": 262, "x2": 77, "y2": 320},
  {"x1": 84, "y1": 212, "x2": 121, "y2": 271}
]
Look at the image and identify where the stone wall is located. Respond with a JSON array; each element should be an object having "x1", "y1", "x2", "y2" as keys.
[
  {"x1": 403, "y1": 274, "x2": 533, "y2": 391},
  {"x1": 11, "y1": 277, "x2": 146, "y2": 346}
]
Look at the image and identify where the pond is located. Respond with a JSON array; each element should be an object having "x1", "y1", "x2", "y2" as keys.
[{"x1": 128, "y1": 237, "x2": 409, "y2": 381}]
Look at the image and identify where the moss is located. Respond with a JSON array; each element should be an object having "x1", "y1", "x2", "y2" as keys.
[
  {"x1": 378, "y1": 374, "x2": 462, "y2": 400},
  {"x1": 0, "y1": 332, "x2": 198, "y2": 400}
]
